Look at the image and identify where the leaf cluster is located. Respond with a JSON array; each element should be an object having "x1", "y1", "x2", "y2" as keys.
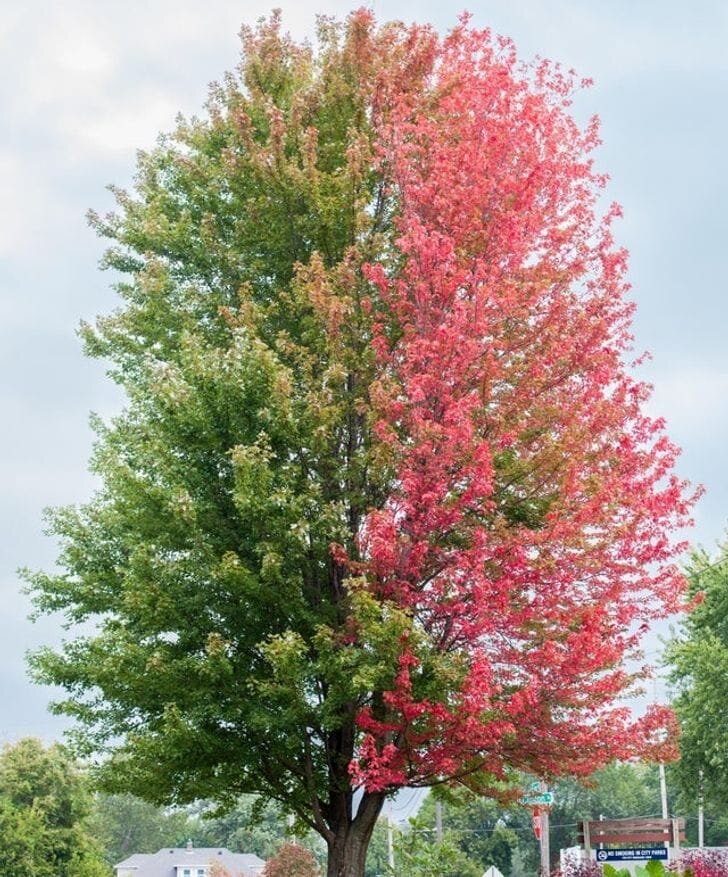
[
  {"x1": 665, "y1": 542, "x2": 728, "y2": 810},
  {"x1": 0, "y1": 739, "x2": 109, "y2": 877}
]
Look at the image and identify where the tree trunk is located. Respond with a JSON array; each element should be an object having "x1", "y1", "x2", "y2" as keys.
[
  {"x1": 326, "y1": 832, "x2": 370, "y2": 877},
  {"x1": 325, "y1": 792, "x2": 384, "y2": 877}
]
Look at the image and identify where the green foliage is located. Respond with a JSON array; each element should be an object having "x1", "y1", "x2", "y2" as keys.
[
  {"x1": 666, "y1": 543, "x2": 728, "y2": 814},
  {"x1": 397, "y1": 764, "x2": 664, "y2": 876},
  {"x1": 643, "y1": 861, "x2": 668, "y2": 877},
  {"x1": 191, "y1": 795, "x2": 325, "y2": 865},
  {"x1": 603, "y1": 865, "x2": 629, "y2": 877},
  {"x1": 24, "y1": 12, "x2": 398, "y2": 827},
  {"x1": 393, "y1": 827, "x2": 482, "y2": 877},
  {"x1": 87, "y1": 793, "x2": 189, "y2": 865},
  {"x1": 364, "y1": 820, "x2": 390, "y2": 877},
  {"x1": 417, "y1": 791, "x2": 518, "y2": 874},
  {"x1": 191, "y1": 796, "x2": 286, "y2": 861},
  {"x1": 0, "y1": 738, "x2": 109, "y2": 877},
  {"x1": 85, "y1": 791, "x2": 326, "y2": 866},
  {"x1": 603, "y1": 862, "x2": 668, "y2": 877}
]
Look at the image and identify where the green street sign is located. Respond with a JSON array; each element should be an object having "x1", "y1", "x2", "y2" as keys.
[{"x1": 520, "y1": 792, "x2": 555, "y2": 806}]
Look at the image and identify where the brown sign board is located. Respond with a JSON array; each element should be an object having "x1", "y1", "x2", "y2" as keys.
[{"x1": 579, "y1": 818, "x2": 686, "y2": 851}]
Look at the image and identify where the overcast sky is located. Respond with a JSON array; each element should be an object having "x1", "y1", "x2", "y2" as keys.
[{"x1": 1, "y1": 0, "x2": 727, "y2": 761}]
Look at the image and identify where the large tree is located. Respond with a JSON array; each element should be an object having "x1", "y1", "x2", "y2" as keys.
[{"x1": 27, "y1": 11, "x2": 695, "y2": 877}]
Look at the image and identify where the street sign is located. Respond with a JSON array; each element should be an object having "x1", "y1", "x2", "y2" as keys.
[
  {"x1": 532, "y1": 812, "x2": 542, "y2": 840},
  {"x1": 595, "y1": 849, "x2": 668, "y2": 862},
  {"x1": 520, "y1": 792, "x2": 555, "y2": 806}
]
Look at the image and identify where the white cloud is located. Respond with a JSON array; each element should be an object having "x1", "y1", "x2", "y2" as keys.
[
  {"x1": 462, "y1": 0, "x2": 728, "y2": 80},
  {"x1": 46, "y1": 19, "x2": 114, "y2": 78},
  {"x1": 648, "y1": 365, "x2": 728, "y2": 439},
  {"x1": 61, "y1": 88, "x2": 181, "y2": 157},
  {"x1": 0, "y1": 150, "x2": 62, "y2": 260}
]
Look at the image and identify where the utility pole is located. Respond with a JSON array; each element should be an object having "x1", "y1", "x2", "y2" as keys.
[
  {"x1": 539, "y1": 782, "x2": 550, "y2": 877},
  {"x1": 653, "y1": 677, "x2": 671, "y2": 854},
  {"x1": 658, "y1": 762, "x2": 670, "y2": 852},
  {"x1": 387, "y1": 804, "x2": 395, "y2": 873},
  {"x1": 435, "y1": 800, "x2": 443, "y2": 843},
  {"x1": 659, "y1": 763, "x2": 669, "y2": 820},
  {"x1": 698, "y1": 769, "x2": 704, "y2": 848}
]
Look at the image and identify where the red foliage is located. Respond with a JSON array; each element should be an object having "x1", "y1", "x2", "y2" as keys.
[
  {"x1": 344, "y1": 12, "x2": 698, "y2": 793},
  {"x1": 558, "y1": 854, "x2": 604, "y2": 877},
  {"x1": 262, "y1": 843, "x2": 320, "y2": 877},
  {"x1": 680, "y1": 850, "x2": 728, "y2": 877}
]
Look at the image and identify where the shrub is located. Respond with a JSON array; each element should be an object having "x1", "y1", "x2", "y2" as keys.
[
  {"x1": 680, "y1": 850, "x2": 728, "y2": 877},
  {"x1": 262, "y1": 842, "x2": 320, "y2": 877}
]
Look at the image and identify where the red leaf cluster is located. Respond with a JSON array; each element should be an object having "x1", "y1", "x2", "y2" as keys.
[
  {"x1": 262, "y1": 843, "x2": 320, "y2": 877},
  {"x1": 344, "y1": 14, "x2": 697, "y2": 792}
]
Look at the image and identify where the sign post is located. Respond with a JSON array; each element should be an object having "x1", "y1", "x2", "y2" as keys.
[
  {"x1": 540, "y1": 802, "x2": 550, "y2": 877},
  {"x1": 521, "y1": 781, "x2": 552, "y2": 876}
]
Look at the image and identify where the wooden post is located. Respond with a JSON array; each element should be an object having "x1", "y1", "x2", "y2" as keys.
[
  {"x1": 672, "y1": 817, "x2": 681, "y2": 858},
  {"x1": 582, "y1": 820, "x2": 591, "y2": 855}
]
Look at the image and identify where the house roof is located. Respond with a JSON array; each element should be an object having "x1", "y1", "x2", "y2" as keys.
[{"x1": 114, "y1": 847, "x2": 266, "y2": 877}]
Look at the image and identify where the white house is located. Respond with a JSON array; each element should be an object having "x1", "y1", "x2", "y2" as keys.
[{"x1": 114, "y1": 843, "x2": 266, "y2": 877}]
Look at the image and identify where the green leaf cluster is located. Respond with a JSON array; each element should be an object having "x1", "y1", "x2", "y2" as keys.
[
  {"x1": 86, "y1": 793, "x2": 190, "y2": 866},
  {"x1": 0, "y1": 739, "x2": 109, "y2": 877},
  {"x1": 24, "y1": 13, "x2": 400, "y2": 821},
  {"x1": 603, "y1": 861, "x2": 667, "y2": 877},
  {"x1": 392, "y1": 827, "x2": 482, "y2": 877},
  {"x1": 666, "y1": 542, "x2": 728, "y2": 812}
]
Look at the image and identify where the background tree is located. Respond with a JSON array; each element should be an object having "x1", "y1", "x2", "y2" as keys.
[
  {"x1": 262, "y1": 842, "x2": 321, "y2": 877},
  {"x1": 666, "y1": 542, "x2": 728, "y2": 832},
  {"x1": 403, "y1": 764, "x2": 663, "y2": 875},
  {"x1": 85, "y1": 791, "x2": 326, "y2": 866},
  {"x1": 0, "y1": 738, "x2": 108, "y2": 877},
  {"x1": 546, "y1": 763, "x2": 662, "y2": 862},
  {"x1": 363, "y1": 821, "x2": 390, "y2": 877},
  {"x1": 416, "y1": 791, "x2": 518, "y2": 875},
  {"x1": 26, "y1": 10, "x2": 695, "y2": 877},
  {"x1": 191, "y1": 796, "x2": 325, "y2": 865},
  {"x1": 87, "y1": 793, "x2": 189, "y2": 866},
  {"x1": 393, "y1": 827, "x2": 482, "y2": 877},
  {"x1": 191, "y1": 796, "x2": 285, "y2": 861}
]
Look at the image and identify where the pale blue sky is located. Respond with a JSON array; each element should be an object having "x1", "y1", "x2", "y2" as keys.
[{"x1": 1, "y1": 1, "x2": 726, "y2": 752}]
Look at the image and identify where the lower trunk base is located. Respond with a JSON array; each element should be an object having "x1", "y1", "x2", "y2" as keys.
[
  {"x1": 326, "y1": 841, "x2": 369, "y2": 877},
  {"x1": 324, "y1": 791, "x2": 384, "y2": 877}
]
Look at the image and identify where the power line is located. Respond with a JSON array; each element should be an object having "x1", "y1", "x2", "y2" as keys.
[
  {"x1": 687, "y1": 555, "x2": 728, "y2": 579},
  {"x1": 389, "y1": 789, "x2": 422, "y2": 814}
]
